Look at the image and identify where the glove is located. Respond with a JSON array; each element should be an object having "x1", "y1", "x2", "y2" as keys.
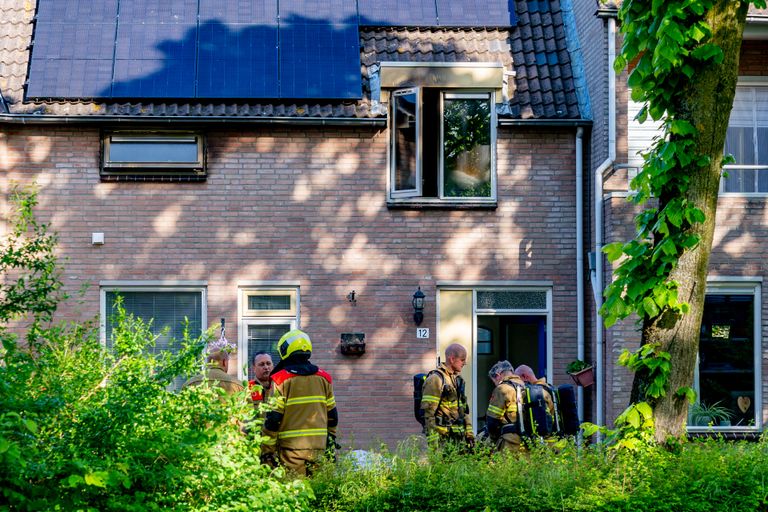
[
  {"x1": 260, "y1": 452, "x2": 277, "y2": 468},
  {"x1": 465, "y1": 436, "x2": 475, "y2": 451}
]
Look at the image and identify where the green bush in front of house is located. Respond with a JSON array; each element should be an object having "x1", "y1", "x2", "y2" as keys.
[
  {"x1": 309, "y1": 437, "x2": 768, "y2": 511},
  {"x1": 0, "y1": 187, "x2": 312, "y2": 511}
]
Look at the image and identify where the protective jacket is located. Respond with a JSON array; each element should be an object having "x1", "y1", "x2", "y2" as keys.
[
  {"x1": 248, "y1": 380, "x2": 272, "y2": 405},
  {"x1": 420, "y1": 363, "x2": 473, "y2": 446},
  {"x1": 486, "y1": 374, "x2": 526, "y2": 451},
  {"x1": 183, "y1": 366, "x2": 244, "y2": 396},
  {"x1": 261, "y1": 356, "x2": 338, "y2": 455}
]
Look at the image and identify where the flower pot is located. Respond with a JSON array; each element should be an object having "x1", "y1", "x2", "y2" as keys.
[{"x1": 568, "y1": 366, "x2": 594, "y2": 387}]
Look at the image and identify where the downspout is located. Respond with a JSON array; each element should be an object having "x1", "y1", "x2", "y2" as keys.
[
  {"x1": 594, "y1": 15, "x2": 617, "y2": 431},
  {"x1": 575, "y1": 127, "x2": 585, "y2": 421}
]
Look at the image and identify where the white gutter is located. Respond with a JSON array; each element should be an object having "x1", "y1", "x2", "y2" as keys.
[
  {"x1": 594, "y1": 16, "x2": 617, "y2": 431},
  {"x1": 575, "y1": 126, "x2": 585, "y2": 420}
]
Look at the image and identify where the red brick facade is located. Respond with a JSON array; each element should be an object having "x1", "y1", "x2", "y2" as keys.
[{"x1": 0, "y1": 124, "x2": 582, "y2": 447}]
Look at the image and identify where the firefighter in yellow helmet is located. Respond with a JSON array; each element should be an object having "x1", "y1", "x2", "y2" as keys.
[
  {"x1": 261, "y1": 329, "x2": 338, "y2": 476},
  {"x1": 420, "y1": 343, "x2": 474, "y2": 450}
]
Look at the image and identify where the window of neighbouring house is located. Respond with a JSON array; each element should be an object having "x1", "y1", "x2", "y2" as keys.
[
  {"x1": 722, "y1": 85, "x2": 768, "y2": 194},
  {"x1": 689, "y1": 281, "x2": 761, "y2": 431},
  {"x1": 101, "y1": 285, "x2": 207, "y2": 390},
  {"x1": 238, "y1": 287, "x2": 299, "y2": 381},
  {"x1": 390, "y1": 88, "x2": 496, "y2": 202},
  {"x1": 101, "y1": 131, "x2": 206, "y2": 181}
]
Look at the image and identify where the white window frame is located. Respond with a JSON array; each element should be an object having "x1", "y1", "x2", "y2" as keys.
[
  {"x1": 689, "y1": 278, "x2": 762, "y2": 433},
  {"x1": 721, "y1": 79, "x2": 768, "y2": 196},
  {"x1": 390, "y1": 87, "x2": 423, "y2": 199},
  {"x1": 99, "y1": 281, "x2": 208, "y2": 346},
  {"x1": 237, "y1": 284, "x2": 301, "y2": 380},
  {"x1": 387, "y1": 89, "x2": 497, "y2": 204}
]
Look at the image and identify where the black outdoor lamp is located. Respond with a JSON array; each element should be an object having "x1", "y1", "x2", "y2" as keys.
[{"x1": 412, "y1": 287, "x2": 426, "y2": 326}]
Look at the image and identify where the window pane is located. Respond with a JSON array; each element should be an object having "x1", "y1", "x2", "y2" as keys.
[
  {"x1": 725, "y1": 127, "x2": 754, "y2": 166},
  {"x1": 109, "y1": 140, "x2": 199, "y2": 163},
  {"x1": 694, "y1": 294, "x2": 755, "y2": 427},
  {"x1": 443, "y1": 96, "x2": 491, "y2": 198},
  {"x1": 106, "y1": 290, "x2": 203, "y2": 390},
  {"x1": 248, "y1": 294, "x2": 291, "y2": 311},
  {"x1": 393, "y1": 92, "x2": 418, "y2": 192},
  {"x1": 476, "y1": 291, "x2": 547, "y2": 310},
  {"x1": 246, "y1": 324, "x2": 290, "y2": 380}
]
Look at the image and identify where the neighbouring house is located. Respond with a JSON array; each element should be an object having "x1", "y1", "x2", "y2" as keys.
[
  {"x1": 0, "y1": 0, "x2": 592, "y2": 447},
  {"x1": 574, "y1": 1, "x2": 768, "y2": 437}
]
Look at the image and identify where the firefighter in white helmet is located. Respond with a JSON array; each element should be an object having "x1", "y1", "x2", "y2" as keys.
[{"x1": 261, "y1": 329, "x2": 338, "y2": 476}]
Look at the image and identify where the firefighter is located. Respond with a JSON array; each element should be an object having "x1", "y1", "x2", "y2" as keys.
[
  {"x1": 485, "y1": 360, "x2": 527, "y2": 452},
  {"x1": 183, "y1": 349, "x2": 244, "y2": 396},
  {"x1": 421, "y1": 343, "x2": 474, "y2": 450},
  {"x1": 248, "y1": 351, "x2": 274, "y2": 406},
  {"x1": 261, "y1": 329, "x2": 338, "y2": 476},
  {"x1": 515, "y1": 364, "x2": 559, "y2": 441}
]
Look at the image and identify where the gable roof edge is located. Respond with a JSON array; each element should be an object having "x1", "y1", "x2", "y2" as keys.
[
  {"x1": 0, "y1": 114, "x2": 387, "y2": 127},
  {"x1": 560, "y1": 0, "x2": 593, "y2": 121}
]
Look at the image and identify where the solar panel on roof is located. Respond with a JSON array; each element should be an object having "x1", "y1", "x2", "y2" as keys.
[
  {"x1": 35, "y1": 0, "x2": 118, "y2": 23},
  {"x1": 27, "y1": 58, "x2": 113, "y2": 97},
  {"x1": 436, "y1": 0, "x2": 517, "y2": 27},
  {"x1": 112, "y1": 22, "x2": 196, "y2": 98},
  {"x1": 118, "y1": 0, "x2": 198, "y2": 24},
  {"x1": 33, "y1": 22, "x2": 115, "y2": 60},
  {"x1": 199, "y1": 0, "x2": 278, "y2": 24},
  {"x1": 279, "y1": 22, "x2": 361, "y2": 99},
  {"x1": 112, "y1": 58, "x2": 195, "y2": 97},
  {"x1": 279, "y1": 0, "x2": 357, "y2": 25},
  {"x1": 357, "y1": 0, "x2": 438, "y2": 26},
  {"x1": 198, "y1": 22, "x2": 279, "y2": 97}
]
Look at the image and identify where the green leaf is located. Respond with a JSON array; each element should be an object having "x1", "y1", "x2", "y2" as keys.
[
  {"x1": 669, "y1": 120, "x2": 696, "y2": 136},
  {"x1": 603, "y1": 242, "x2": 625, "y2": 262},
  {"x1": 23, "y1": 418, "x2": 38, "y2": 434},
  {"x1": 84, "y1": 471, "x2": 109, "y2": 488},
  {"x1": 65, "y1": 475, "x2": 85, "y2": 488},
  {"x1": 636, "y1": 402, "x2": 653, "y2": 420},
  {"x1": 0, "y1": 437, "x2": 10, "y2": 454},
  {"x1": 626, "y1": 407, "x2": 641, "y2": 428},
  {"x1": 642, "y1": 296, "x2": 660, "y2": 318},
  {"x1": 691, "y1": 44, "x2": 723, "y2": 63}
]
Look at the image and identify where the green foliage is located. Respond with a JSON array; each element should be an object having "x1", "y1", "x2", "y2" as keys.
[
  {"x1": 689, "y1": 401, "x2": 733, "y2": 427},
  {"x1": 0, "y1": 191, "x2": 312, "y2": 511},
  {"x1": 310, "y1": 436, "x2": 768, "y2": 511},
  {"x1": 0, "y1": 185, "x2": 64, "y2": 332},
  {"x1": 566, "y1": 359, "x2": 592, "y2": 374},
  {"x1": 618, "y1": 343, "x2": 671, "y2": 400}
]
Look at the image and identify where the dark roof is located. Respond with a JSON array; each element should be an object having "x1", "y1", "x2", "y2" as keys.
[{"x1": 0, "y1": 0, "x2": 585, "y2": 121}]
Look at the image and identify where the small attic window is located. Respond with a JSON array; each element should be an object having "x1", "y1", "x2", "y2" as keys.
[{"x1": 101, "y1": 131, "x2": 206, "y2": 182}]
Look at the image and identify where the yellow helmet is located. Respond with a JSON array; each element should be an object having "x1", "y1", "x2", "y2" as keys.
[{"x1": 277, "y1": 329, "x2": 312, "y2": 360}]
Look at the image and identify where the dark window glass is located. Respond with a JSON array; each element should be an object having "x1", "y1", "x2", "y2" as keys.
[
  {"x1": 694, "y1": 294, "x2": 756, "y2": 427},
  {"x1": 248, "y1": 294, "x2": 291, "y2": 311},
  {"x1": 247, "y1": 324, "x2": 291, "y2": 380},
  {"x1": 109, "y1": 139, "x2": 199, "y2": 163},
  {"x1": 393, "y1": 91, "x2": 418, "y2": 192}
]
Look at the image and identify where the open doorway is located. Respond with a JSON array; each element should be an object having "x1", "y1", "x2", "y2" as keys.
[{"x1": 475, "y1": 314, "x2": 547, "y2": 429}]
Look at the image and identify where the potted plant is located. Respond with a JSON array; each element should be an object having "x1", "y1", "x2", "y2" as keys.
[
  {"x1": 689, "y1": 401, "x2": 733, "y2": 427},
  {"x1": 566, "y1": 360, "x2": 594, "y2": 387}
]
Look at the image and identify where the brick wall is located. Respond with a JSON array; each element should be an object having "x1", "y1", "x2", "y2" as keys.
[{"x1": 0, "y1": 124, "x2": 581, "y2": 447}]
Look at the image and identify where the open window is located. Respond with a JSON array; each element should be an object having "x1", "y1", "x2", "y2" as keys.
[
  {"x1": 101, "y1": 131, "x2": 206, "y2": 181},
  {"x1": 389, "y1": 88, "x2": 495, "y2": 203}
]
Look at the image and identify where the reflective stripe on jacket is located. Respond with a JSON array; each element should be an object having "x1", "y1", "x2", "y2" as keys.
[
  {"x1": 262, "y1": 368, "x2": 337, "y2": 452},
  {"x1": 420, "y1": 364, "x2": 472, "y2": 443}
]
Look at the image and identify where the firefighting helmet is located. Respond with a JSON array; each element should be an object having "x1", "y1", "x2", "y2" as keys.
[{"x1": 277, "y1": 329, "x2": 312, "y2": 360}]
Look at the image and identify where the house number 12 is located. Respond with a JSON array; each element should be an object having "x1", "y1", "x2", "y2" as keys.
[{"x1": 416, "y1": 328, "x2": 429, "y2": 339}]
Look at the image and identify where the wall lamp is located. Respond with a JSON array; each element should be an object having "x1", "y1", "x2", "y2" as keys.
[{"x1": 412, "y1": 286, "x2": 425, "y2": 326}]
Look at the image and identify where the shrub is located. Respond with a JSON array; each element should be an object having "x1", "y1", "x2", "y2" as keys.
[
  {"x1": 0, "y1": 187, "x2": 312, "y2": 511},
  {"x1": 309, "y1": 436, "x2": 768, "y2": 511}
]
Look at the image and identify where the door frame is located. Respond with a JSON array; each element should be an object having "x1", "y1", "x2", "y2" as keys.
[{"x1": 437, "y1": 282, "x2": 553, "y2": 434}]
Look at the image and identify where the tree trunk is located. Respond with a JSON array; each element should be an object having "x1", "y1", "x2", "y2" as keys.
[{"x1": 630, "y1": 1, "x2": 749, "y2": 444}]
